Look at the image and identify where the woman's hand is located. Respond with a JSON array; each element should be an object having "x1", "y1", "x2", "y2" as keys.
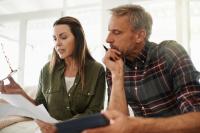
[
  {"x1": 35, "y1": 120, "x2": 57, "y2": 133},
  {"x1": 0, "y1": 76, "x2": 25, "y2": 95}
]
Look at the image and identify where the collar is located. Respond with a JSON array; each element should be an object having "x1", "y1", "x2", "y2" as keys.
[{"x1": 124, "y1": 42, "x2": 148, "y2": 68}]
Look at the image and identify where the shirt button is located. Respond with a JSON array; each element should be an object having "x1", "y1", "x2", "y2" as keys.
[
  {"x1": 88, "y1": 92, "x2": 90, "y2": 95},
  {"x1": 134, "y1": 66, "x2": 137, "y2": 70},
  {"x1": 68, "y1": 93, "x2": 71, "y2": 97},
  {"x1": 141, "y1": 107, "x2": 144, "y2": 110},
  {"x1": 66, "y1": 106, "x2": 70, "y2": 110},
  {"x1": 135, "y1": 87, "x2": 138, "y2": 90}
]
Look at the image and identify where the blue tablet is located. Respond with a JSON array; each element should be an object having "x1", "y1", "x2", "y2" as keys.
[{"x1": 55, "y1": 113, "x2": 110, "y2": 133}]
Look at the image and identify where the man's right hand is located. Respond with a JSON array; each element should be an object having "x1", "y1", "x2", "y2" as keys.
[
  {"x1": 0, "y1": 76, "x2": 25, "y2": 95},
  {"x1": 103, "y1": 48, "x2": 124, "y2": 79},
  {"x1": 103, "y1": 48, "x2": 128, "y2": 114}
]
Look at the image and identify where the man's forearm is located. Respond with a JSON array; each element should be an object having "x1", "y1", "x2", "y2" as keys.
[
  {"x1": 135, "y1": 112, "x2": 200, "y2": 133},
  {"x1": 108, "y1": 74, "x2": 129, "y2": 115}
]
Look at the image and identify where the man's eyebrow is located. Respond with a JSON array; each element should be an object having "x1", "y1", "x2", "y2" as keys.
[
  {"x1": 108, "y1": 28, "x2": 121, "y2": 32},
  {"x1": 112, "y1": 29, "x2": 122, "y2": 33}
]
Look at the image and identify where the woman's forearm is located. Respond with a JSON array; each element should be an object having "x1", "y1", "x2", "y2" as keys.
[{"x1": 22, "y1": 91, "x2": 37, "y2": 105}]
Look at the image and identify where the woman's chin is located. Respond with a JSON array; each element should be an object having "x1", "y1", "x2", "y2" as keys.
[
  {"x1": 58, "y1": 55, "x2": 65, "y2": 59},
  {"x1": 58, "y1": 54, "x2": 72, "y2": 59}
]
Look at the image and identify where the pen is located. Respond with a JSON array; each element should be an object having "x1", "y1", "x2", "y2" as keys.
[{"x1": 103, "y1": 45, "x2": 108, "y2": 51}]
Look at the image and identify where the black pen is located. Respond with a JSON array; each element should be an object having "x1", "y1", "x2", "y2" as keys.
[{"x1": 103, "y1": 45, "x2": 108, "y2": 51}]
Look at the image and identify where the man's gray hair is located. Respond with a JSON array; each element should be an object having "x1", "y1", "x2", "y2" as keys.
[{"x1": 110, "y1": 4, "x2": 153, "y2": 40}]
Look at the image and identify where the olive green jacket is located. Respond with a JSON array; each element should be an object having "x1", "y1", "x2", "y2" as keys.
[{"x1": 35, "y1": 59, "x2": 105, "y2": 121}]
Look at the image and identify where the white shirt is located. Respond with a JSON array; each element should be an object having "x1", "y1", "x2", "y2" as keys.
[{"x1": 65, "y1": 76, "x2": 75, "y2": 92}]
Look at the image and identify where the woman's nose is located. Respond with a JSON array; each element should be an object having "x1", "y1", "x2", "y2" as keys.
[{"x1": 55, "y1": 39, "x2": 61, "y2": 46}]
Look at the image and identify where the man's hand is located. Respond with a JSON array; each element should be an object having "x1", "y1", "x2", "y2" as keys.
[
  {"x1": 35, "y1": 120, "x2": 57, "y2": 133},
  {"x1": 103, "y1": 48, "x2": 124, "y2": 78},
  {"x1": 82, "y1": 110, "x2": 137, "y2": 133},
  {"x1": 103, "y1": 48, "x2": 128, "y2": 114}
]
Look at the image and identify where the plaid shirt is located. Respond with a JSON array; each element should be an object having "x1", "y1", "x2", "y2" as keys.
[{"x1": 106, "y1": 40, "x2": 200, "y2": 117}]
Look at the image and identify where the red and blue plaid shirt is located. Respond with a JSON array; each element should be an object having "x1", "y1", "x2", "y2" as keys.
[{"x1": 106, "y1": 40, "x2": 200, "y2": 117}]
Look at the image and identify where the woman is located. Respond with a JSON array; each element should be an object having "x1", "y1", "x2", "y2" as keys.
[
  {"x1": 35, "y1": 16, "x2": 106, "y2": 120},
  {"x1": 0, "y1": 16, "x2": 105, "y2": 131}
]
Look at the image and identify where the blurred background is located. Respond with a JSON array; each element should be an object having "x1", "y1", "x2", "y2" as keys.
[{"x1": 0, "y1": 0, "x2": 200, "y2": 88}]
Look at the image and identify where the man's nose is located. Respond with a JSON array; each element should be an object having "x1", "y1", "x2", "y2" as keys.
[{"x1": 106, "y1": 33, "x2": 114, "y2": 44}]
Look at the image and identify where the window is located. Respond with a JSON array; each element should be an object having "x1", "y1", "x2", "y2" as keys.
[
  {"x1": 190, "y1": 0, "x2": 200, "y2": 71},
  {"x1": 24, "y1": 18, "x2": 56, "y2": 86},
  {"x1": 64, "y1": 2, "x2": 103, "y2": 63},
  {"x1": 66, "y1": 0, "x2": 101, "y2": 7},
  {"x1": 133, "y1": 0, "x2": 176, "y2": 43},
  {"x1": 0, "y1": 22, "x2": 19, "y2": 81}
]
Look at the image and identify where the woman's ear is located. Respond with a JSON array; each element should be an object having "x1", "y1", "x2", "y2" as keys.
[{"x1": 136, "y1": 29, "x2": 146, "y2": 43}]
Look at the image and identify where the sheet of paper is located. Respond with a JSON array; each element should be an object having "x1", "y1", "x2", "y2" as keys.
[
  {"x1": 0, "y1": 103, "x2": 35, "y2": 119},
  {"x1": 0, "y1": 94, "x2": 58, "y2": 123}
]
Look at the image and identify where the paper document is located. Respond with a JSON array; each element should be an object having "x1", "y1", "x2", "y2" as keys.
[{"x1": 0, "y1": 94, "x2": 58, "y2": 123}]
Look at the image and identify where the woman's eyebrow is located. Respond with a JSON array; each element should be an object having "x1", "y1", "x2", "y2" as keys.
[
  {"x1": 59, "y1": 32, "x2": 67, "y2": 36},
  {"x1": 53, "y1": 32, "x2": 68, "y2": 38}
]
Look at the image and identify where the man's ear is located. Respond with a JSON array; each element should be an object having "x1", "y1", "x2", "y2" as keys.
[{"x1": 135, "y1": 29, "x2": 146, "y2": 43}]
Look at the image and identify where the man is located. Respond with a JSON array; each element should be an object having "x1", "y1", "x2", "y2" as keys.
[{"x1": 83, "y1": 4, "x2": 200, "y2": 133}]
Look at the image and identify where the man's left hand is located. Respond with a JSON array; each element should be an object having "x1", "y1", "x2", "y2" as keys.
[{"x1": 82, "y1": 110, "x2": 137, "y2": 133}]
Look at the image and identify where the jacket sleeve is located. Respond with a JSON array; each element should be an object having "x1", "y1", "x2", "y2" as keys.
[{"x1": 35, "y1": 68, "x2": 48, "y2": 109}]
